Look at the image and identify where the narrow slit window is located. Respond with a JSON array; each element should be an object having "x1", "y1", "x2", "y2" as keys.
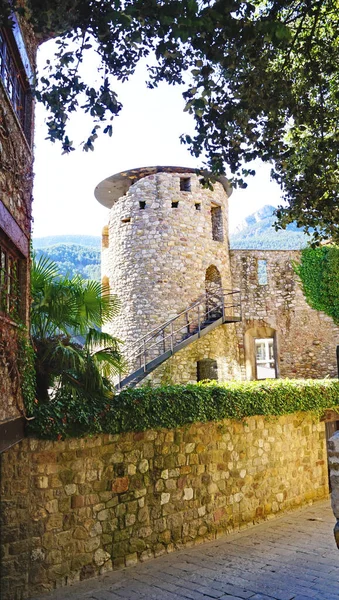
[
  {"x1": 102, "y1": 225, "x2": 109, "y2": 249},
  {"x1": 195, "y1": 203, "x2": 201, "y2": 211},
  {"x1": 121, "y1": 217, "x2": 131, "y2": 223},
  {"x1": 171, "y1": 201, "x2": 179, "y2": 208},
  {"x1": 180, "y1": 177, "x2": 191, "y2": 192},
  {"x1": 211, "y1": 205, "x2": 223, "y2": 241},
  {"x1": 258, "y1": 260, "x2": 268, "y2": 285},
  {"x1": 139, "y1": 201, "x2": 146, "y2": 209}
]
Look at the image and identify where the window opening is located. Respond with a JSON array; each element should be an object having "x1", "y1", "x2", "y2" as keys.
[
  {"x1": 0, "y1": 236, "x2": 20, "y2": 318},
  {"x1": 180, "y1": 177, "x2": 191, "y2": 192},
  {"x1": 255, "y1": 338, "x2": 276, "y2": 379},
  {"x1": 139, "y1": 201, "x2": 146, "y2": 209},
  {"x1": 0, "y1": 30, "x2": 31, "y2": 143},
  {"x1": 195, "y1": 203, "x2": 201, "y2": 211},
  {"x1": 258, "y1": 259, "x2": 268, "y2": 285},
  {"x1": 102, "y1": 225, "x2": 109, "y2": 249},
  {"x1": 102, "y1": 275, "x2": 110, "y2": 295},
  {"x1": 211, "y1": 205, "x2": 223, "y2": 241},
  {"x1": 197, "y1": 359, "x2": 218, "y2": 382},
  {"x1": 121, "y1": 217, "x2": 131, "y2": 223},
  {"x1": 171, "y1": 201, "x2": 179, "y2": 208}
]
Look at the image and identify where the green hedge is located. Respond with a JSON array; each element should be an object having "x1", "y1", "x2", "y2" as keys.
[{"x1": 27, "y1": 379, "x2": 339, "y2": 440}]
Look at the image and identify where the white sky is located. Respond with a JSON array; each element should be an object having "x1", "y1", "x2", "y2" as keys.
[{"x1": 32, "y1": 40, "x2": 283, "y2": 239}]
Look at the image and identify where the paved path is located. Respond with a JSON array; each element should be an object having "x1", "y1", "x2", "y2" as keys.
[{"x1": 36, "y1": 500, "x2": 339, "y2": 600}]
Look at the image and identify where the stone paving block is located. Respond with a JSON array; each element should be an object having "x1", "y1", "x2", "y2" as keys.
[
  {"x1": 218, "y1": 596, "x2": 253, "y2": 600},
  {"x1": 91, "y1": 592, "x2": 129, "y2": 600},
  {"x1": 31, "y1": 501, "x2": 339, "y2": 600}
]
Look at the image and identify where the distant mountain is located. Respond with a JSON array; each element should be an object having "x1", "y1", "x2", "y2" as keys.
[
  {"x1": 230, "y1": 205, "x2": 310, "y2": 250},
  {"x1": 33, "y1": 237, "x2": 101, "y2": 281},
  {"x1": 33, "y1": 235, "x2": 101, "y2": 249}
]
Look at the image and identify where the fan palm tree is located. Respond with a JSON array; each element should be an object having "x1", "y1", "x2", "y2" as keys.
[{"x1": 31, "y1": 255, "x2": 123, "y2": 403}]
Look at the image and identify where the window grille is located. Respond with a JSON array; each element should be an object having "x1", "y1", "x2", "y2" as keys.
[
  {"x1": 255, "y1": 338, "x2": 276, "y2": 379},
  {"x1": 0, "y1": 238, "x2": 19, "y2": 318},
  {"x1": 0, "y1": 29, "x2": 31, "y2": 143}
]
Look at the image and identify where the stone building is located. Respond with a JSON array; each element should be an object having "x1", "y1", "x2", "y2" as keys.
[
  {"x1": 0, "y1": 14, "x2": 37, "y2": 451},
  {"x1": 97, "y1": 166, "x2": 339, "y2": 387}
]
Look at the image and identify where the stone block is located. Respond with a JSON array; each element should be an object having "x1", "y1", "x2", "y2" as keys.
[
  {"x1": 45, "y1": 514, "x2": 63, "y2": 531},
  {"x1": 71, "y1": 495, "x2": 84, "y2": 509},
  {"x1": 112, "y1": 477, "x2": 129, "y2": 493},
  {"x1": 71, "y1": 553, "x2": 92, "y2": 571},
  {"x1": 138, "y1": 459, "x2": 149, "y2": 473},
  {"x1": 94, "y1": 548, "x2": 111, "y2": 566}
]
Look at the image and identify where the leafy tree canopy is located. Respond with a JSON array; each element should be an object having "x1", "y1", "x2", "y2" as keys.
[
  {"x1": 294, "y1": 246, "x2": 339, "y2": 325},
  {"x1": 2, "y1": 0, "x2": 339, "y2": 242}
]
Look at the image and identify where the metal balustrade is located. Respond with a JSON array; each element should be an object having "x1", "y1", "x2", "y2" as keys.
[{"x1": 117, "y1": 288, "x2": 241, "y2": 390}]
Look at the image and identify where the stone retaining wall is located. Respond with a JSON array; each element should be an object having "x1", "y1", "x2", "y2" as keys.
[{"x1": 1, "y1": 413, "x2": 329, "y2": 599}]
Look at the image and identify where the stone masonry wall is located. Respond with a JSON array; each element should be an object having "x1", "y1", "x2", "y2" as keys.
[
  {"x1": 0, "y1": 17, "x2": 37, "y2": 428},
  {"x1": 0, "y1": 413, "x2": 328, "y2": 599},
  {"x1": 102, "y1": 172, "x2": 235, "y2": 371},
  {"x1": 145, "y1": 323, "x2": 242, "y2": 385},
  {"x1": 230, "y1": 250, "x2": 339, "y2": 379}
]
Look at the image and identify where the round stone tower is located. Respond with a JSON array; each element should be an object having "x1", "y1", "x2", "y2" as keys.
[{"x1": 95, "y1": 166, "x2": 241, "y2": 383}]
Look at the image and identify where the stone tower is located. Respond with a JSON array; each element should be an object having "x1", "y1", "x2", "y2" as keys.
[{"x1": 95, "y1": 166, "x2": 241, "y2": 384}]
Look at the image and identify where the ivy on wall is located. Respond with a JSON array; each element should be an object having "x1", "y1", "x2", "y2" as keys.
[
  {"x1": 294, "y1": 246, "x2": 339, "y2": 325},
  {"x1": 27, "y1": 379, "x2": 339, "y2": 440},
  {"x1": 0, "y1": 323, "x2": 36, "y2": 419}
]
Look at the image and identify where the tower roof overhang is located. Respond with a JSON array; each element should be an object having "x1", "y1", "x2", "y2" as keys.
[{"x1": 94, "y1": 166, "x2": 232, "y2": 208}]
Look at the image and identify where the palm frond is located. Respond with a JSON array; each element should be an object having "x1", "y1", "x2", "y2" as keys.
[
  {"x1": 51, "y1": 340, "x2": 85, "y2": 373},
  {"x1": 85, "y1": 327, "x2": 122, "y2": 350},
  {"x1": 31, "y1": 254, "x2": 59, "y2": 290},
  {"x1": 31, "y1": 256, "x2": 121, "y2": 403}
]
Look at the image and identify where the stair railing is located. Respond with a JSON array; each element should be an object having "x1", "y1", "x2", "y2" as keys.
[{"x1": 117, "y1": 288, "x2": 241, "y2": 389}]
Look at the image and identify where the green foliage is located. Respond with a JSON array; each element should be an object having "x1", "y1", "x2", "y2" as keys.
[
  {"x1": 34, "y1": 245, "x2": 100, "y2": 281},
  {"x1": 2, "y1": 1, "x2": 339, "y2": 241},
  {"x1": 17, "y1": 326, "x2": 36, "y2": 417},
  {"x1": 27, "y1": 379, "x2": 339, "y2": 440},
  {"x1": 31, "y1": 255, "x2": 122, "y2": 404},
  {"x1": 294, "y1": 246, "x2": 339, "y2": 325}
]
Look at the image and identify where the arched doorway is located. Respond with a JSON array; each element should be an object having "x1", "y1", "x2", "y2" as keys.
[
  {"x1": 205, "y1": 265, "x2": 222, "y2": 318},
  {"x1": 244, "y1": 323, "x2": 278, "y2": 380}
]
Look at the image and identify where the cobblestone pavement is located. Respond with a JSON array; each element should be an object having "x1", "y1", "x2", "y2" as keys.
[{"x1": 36, "y1": 500, "x2": 338, "y2": 600}]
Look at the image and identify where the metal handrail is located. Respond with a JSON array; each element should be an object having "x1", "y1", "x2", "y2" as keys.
[
  {"x1": 127, "y1": 288, "x2": 240, "y2": 349},
  {"x1": 118, "y1": 288, "x2": 241, "y2": 388}
]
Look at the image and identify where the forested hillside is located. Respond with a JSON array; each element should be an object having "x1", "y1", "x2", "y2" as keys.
[
  {"x1": 33, "y1": 237, "x2": 101, "y2": 281},
  {"x1": 33, "y1": 235, "x2": 100, "y2": 249}
]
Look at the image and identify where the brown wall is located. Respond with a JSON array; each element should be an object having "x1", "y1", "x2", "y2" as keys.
[{"x1": 0, "y1": 414, "x2": 328, "y2": 599}]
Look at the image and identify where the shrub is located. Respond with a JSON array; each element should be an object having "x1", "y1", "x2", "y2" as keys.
[{"x1": 27, "y1": 379, "x2": 339, "y2": 440}]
